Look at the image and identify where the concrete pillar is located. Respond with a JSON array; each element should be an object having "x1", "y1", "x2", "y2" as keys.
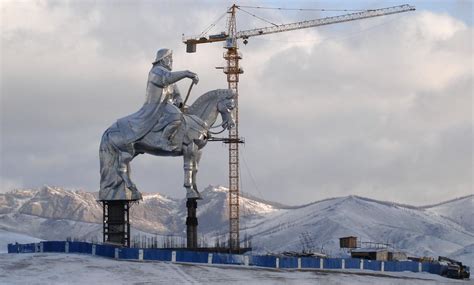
[
  {"x1": 418, "y1": 262, "x2": 422, "y2": 272},
  {"x1": 138, "y1": 249, "x2": 144, "y2": 260},
  {"x1": 171, "y1": 251, "x2": 177, "y2": 262},
  {"x1": 360, "y1": 259, "x2": 364, "y2": 270},
  {"x1": 320, "y1": 258, "x2": 324, "y2": 269},
  {"x1": 92, "y1": 244, "x2": 96, "y2": 256},
  {"x1": 381, "y1": 261, "x2": 385, "y2": 272},
  {"x1": 276, "y1": 257, "x2": 279, "y2": 268},
  {"x1": 342, "y1": 259, "x2": 345, "y2": 269},
  {"x1": 65, "y1": 242, "x2": 69, "y2": 253},
  {"x1": 40, "y1": 242, "x2": 44, "y2": 253},
  {"x1": 208, "y1": 253, "x2": 213, "y2": 264},
  {"x1": 298, "y1": 258, "x2": 301, "y2": 269},
  {"x1": 114, "y1": 248, "x2": 119, "y2": 259}
]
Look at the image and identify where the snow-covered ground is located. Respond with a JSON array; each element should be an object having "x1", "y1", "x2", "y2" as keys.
[
  {"x1": 424, "y1": 195, "x2": 474, "y2": 233},
  {"x1": 0, "y1": 253, "x2": 466, "y2": 285},
  {"x1": 0, "y1": 229, "x2": 42, "y2": 253}
]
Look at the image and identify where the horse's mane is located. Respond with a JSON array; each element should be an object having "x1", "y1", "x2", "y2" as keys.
[{"x1": 187, "y1": 89, "x2": 232, "y2": 115}]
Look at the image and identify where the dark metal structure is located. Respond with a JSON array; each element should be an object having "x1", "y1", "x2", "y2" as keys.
[
  {"x1": 102, "y1": 200, "x2": 132, "y2": 247},
  {"x1": 183, "y1": 3, "x2": 415, "y2": 251},
  {"x1": 438, "y1": 256, "x2": 471, "y2": 279},
  {"x1": 186, "y1": 198, "x2": 198, "y2": 248}
]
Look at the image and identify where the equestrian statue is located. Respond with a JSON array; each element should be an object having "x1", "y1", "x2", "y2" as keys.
[{"x1": 99, "y1": 48, "x2": 236, "y2": 201}]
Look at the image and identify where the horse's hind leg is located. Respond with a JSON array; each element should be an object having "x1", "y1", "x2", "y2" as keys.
[
  {"x1": 117, "y1": 149, "x2": 138, "y2": 193},
  {"x1": 109, "y1": 129, "x2": 138, "y2": 194}
]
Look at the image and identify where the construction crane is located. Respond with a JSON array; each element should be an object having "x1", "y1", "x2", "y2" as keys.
[{"x1": 183, "y1": 4, "x2": 415, "y2": 250}]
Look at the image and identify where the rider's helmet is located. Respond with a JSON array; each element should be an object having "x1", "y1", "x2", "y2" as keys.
[{"x1": 153, "y1": 48, "x2": 172, "y2": 65}]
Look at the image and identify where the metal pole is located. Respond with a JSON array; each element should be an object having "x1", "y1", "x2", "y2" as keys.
[
  {"x1": 186, "y1": 198, "x2": 198, "y2": 248},
  {"x1": 126, "y1": 202, "x2": 130, "y2": 248},
  {"x1": 102, "y1": 201, "x2": 106, "y2": 243}
]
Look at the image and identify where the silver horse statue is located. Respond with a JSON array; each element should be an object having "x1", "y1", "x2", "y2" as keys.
[{"x1": 99, "y1": 49, "x2": 236, "y2": 201}]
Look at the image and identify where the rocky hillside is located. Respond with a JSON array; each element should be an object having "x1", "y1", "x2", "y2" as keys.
[
  {"x1": 0, "y1": 185, "x2": 281, "y2": 239},
  {"x1": 422, "y1": 195, "x2": 474, "y2": 232},
  {"x1": 1, "y1": 186, "x2": 472, "y2": 266},
  {"x1": 243, "y1": 195, "x2": 473, "y2": 258}
]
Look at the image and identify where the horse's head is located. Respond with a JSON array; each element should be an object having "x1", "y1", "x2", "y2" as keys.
[
  {"x1": 187, "y1": 88, "x2": 237, "y2": 131},
  {"x1": 217, "y1": 90, "x2": 236, "y2": 130}
]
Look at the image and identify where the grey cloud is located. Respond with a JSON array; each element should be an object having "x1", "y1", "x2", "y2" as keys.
[{"x1": 1, "y1": 1, "x2": 472, "y2": 206}]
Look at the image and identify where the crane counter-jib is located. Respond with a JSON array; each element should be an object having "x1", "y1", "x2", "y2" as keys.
[
  {"x1": 184, "y1": 38, "x2": 224, "y2": 52},
  {"x1": 183, "y1": 4, "x2": 415, "y2": 53}
]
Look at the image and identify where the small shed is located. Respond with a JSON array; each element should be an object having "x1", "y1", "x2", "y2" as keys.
[
  {"x1": 389, "y1": 251, "x2": 408, "y2": 261},
  {"x1": 339, "y1": 236, "x2": 358, "y2": 249}
]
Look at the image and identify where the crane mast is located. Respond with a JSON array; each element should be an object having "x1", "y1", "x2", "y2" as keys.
[
  {"x1": 183, "y1": 4, "x2": 415, "y2": 251},
  {"x1": 224, "y1": 5, "x2": 242, "y2": 250}
]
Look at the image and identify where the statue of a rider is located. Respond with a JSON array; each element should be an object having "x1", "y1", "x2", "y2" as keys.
[{"x1": 117, "y1": 48, "x2": 199, "y2": 151}]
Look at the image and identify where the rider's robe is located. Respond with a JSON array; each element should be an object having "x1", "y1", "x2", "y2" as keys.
[
  {"x1": 116, "y1": 65, "x2": 182, "y2": 147},
  {"x1": 99, "y1": 64, "x2": 184, "y2": 201}
]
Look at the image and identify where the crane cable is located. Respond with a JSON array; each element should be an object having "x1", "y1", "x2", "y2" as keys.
[
  {"x1": 236, "y1": 6, "x2": 279, "y2": 27},
  {"x1": 250, "y1": 14, "x2": 404, "y2": 44},
  {"x1": 199, "y1": 6, "x2": 370, "y2": 38},
  {"x1": 237, "y1": 5, "x2": 368, "y2": 12},
  {"x1": 198, "y1": 11, "x2": 228, "y2": 38},
  {"x1": 241, "y1": 148, "x2": 266, "y2": 202}
]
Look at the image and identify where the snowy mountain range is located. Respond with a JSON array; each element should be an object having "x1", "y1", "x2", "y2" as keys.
[{"x1": 0, "y1": 185, "x2": 472, "y2": 266}]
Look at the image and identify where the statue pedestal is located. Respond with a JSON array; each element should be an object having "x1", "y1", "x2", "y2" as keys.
[
  {"x1": 102, "y1": 200, "x2": 131, "y2": 247},
  {"x1": 186, "y1": 198, "x2": 198, "y2": 249}
]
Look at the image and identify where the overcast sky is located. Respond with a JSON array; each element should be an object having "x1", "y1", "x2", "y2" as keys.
[{"x1": 1, "y1": 0, "x2": 472, "y2": 206}]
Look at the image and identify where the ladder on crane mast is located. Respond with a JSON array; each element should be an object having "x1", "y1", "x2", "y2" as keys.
[{"x1": 183, "y1": 4, "x2": 415, "y2": 250}]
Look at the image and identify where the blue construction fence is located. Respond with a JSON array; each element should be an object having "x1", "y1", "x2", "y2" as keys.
[{"x1": 8, "y1": 241, "x2": 447, "y2": 276}]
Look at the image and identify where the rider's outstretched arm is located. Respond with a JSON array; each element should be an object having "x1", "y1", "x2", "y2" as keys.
[{"x1": 162, "y1": 70, "x2": 198, "y2": 86}]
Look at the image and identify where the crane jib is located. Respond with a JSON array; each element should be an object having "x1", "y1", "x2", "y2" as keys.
[
  {"x1": 236, "y1": 4, "x2": 415, "y2": 39},
  {"x1": 183, "y1": 4, "x2": 415, "y2": 51}
]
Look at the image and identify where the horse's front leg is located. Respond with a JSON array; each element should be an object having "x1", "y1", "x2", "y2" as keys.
[
  {"x1": 191, "y1": 149, "x2": 202, "y2": 194},
  {"x1": 183, "y1": 143, "x2": 201, "y2": 199}
]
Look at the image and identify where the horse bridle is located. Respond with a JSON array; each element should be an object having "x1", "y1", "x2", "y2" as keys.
[
  {"x1": 208, "y1": 122, "x2": 227, "y2": 135},
  {"x1": 208, "y1": 106, "x2": 231, "y2": 135}
]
